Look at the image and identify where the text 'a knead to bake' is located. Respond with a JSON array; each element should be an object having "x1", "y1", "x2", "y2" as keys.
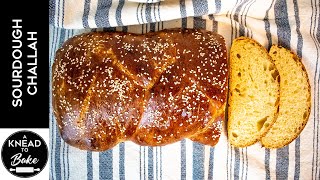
[
  {"x1": 11, "y1": 19, "x2": 38, "y2": 108},
  {"x1": 8, "y1": 139, "x2": 41, "y2": 148}
]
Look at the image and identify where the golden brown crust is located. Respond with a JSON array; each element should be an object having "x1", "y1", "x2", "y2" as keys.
[{"x1": 52, "y1": 28, "x2": 228, "y2": 151}]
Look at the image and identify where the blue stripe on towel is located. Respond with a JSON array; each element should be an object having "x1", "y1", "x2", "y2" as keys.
[
  {"x1": 122, "y1": 26, "x2": 128, "y2": 32},
  {"x1": 215, "y1": 0, "x2": 221, "y2": 13},
  {"x1": 87, "y1": 152, "x2": 93, "y2": 180},
  {"x1": 140, "y1": 3, "x2": 145, "y2": 24},
  {"x1": 99, "y1": 150, "x2": 113, "y2": 180},
  {"x1": 148, "y1": 147, "x2": 154, "y2": 180},
  {"x1": 241, "y1": 149, "x2": 244, "y2": 180},
  {"x1": 157, "y1": 2, "x2": 161, "y2": 22},
  {"x1": 243, "y1": 0, "x2": 255, "y2": 37},
  {"x1": 182, "y1": 17, "x2": 187, "y2": 29},
  {"x1": 192, "y1": 142, "x2": 204, "y2": 180},
  {"x1": 137, "y1": 3, "x2": 141, "y2": 24},
  {"x1": 226, "y1": 144, "x2": 230, "y2": 180},
  {"x1": 140, "y1": 146, "x2": 142, "y2": 180},
  {"x1": 180, "y1": 0, "x2": 187, "y2": 18},
  {"x1": 103, "y1": 27, "x2": 116, "y2": 32},
  {"x1": 274, "y1": 0, "x2": 291, "y2": 48},
  {"x1": 208, "y1": 147, "x2": 215, "y2": 180},
  {"x1": 140, "y1": 4, "x2": 147, "y2": 24},
  {"x1": 293, "y1": 0, "x2": 303, "y2": 58},
  {"x1": 276, "y1": 147, "x2": 289, "y2": 180},
  {"x1": 153, "y1": 1, "x2": 157, "y2": 22},
  {"x1": 160, "y1": 147, "x2": 162, "y2": 180},
  {"x1": 49, "y1": 0, "x2": 55, "y2": 25},
  {"x1": 54, "y1": 115, "x2": 61, "y2": 179},
  {"x1": 265, "y1": 149, "x2": 271, "y2": 180},
  {"x1": 193, "y1": 16, "x2": 206, "y2": 29},
  {"x1": 245, "y1": 148, "x2": 248, "y2": 180},
  {"x1": 212, "y1": 16, "x2": 218, "y2": 32},
  {"x1": 119, "y1": 143, "x2": 125, "y2": 180},
  {"x1": 234, "y1": 147, "x2": 240, "y2": 180},
  {"x1": 116, "y1": 0, "x2": 125, "y2": 26},
  {"x1": 144, "y1": 147, "x2": 146, "y2": 180},
  {"x1": 95, "y1": 0, "x2": 112, "y2": 27},
  {"x1": 150, "y1": 22, "x2": 156, "y2": 32},
  {"x1": 62, "y1": 0, "x2": 65, "y2": 27},
  {"x1": 63, "y1": 142, "x2": 66, "y2": 180},
  {"x1": 51, "y1": 117, "x2": 56, "y2": 180},
  {"x1": 264, "y1": 0, "x2": 274, "y2": 48},
  {"x1": 180, "y1": 140, "x2": 186, "y2": 180},
  {"x1": 83, "y1": 0, "x2": 91, "y2": 28},
  {"x1": 66, "y1": 145, "x2": 70, "y2": 180},
  {"x1": 229, "y1": 0, "x2": 239, "y2": 39},
  {"x1": 145, "y1": 2, "x2": 152, "y2": 23},
  {"x1": 192, "y1": 0, "x2": 208, "y2": 16},
  {"x1": 156, "y1": 147, "x2": 158, "y2": 180},
  {"x1": 233, "y1": 0, "x2": 246, "y2": 37},
  {"x1": 294, "y1": 137, "x2": 301, "y2": 180},
  {"x1": 57, "y1": 0, "x2": 60, "y2": 28}
]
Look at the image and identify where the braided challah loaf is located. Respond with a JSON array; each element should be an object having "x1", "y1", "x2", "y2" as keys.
[{"x1": 52, "y1": 29, "x2": 228, "y2": 151}]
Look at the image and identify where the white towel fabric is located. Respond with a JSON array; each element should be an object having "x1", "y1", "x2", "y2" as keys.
[{"x1": 49, "y1": 0, "x2": 320, "y2": 179}]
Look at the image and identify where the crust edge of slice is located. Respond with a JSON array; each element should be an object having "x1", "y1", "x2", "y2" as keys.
[{"x1": 261, "y1": 45, "x2": 311, "y2": 149}]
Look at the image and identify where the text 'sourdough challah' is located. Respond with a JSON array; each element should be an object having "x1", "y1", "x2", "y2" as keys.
[{"x1": 52, "y1": 29, "x2": 228, "y2": 151}]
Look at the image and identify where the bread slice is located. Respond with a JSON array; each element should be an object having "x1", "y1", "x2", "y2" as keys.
[
  {"x1": 261, "y1": 45, "x2": 311, "y2": 148},
  {"x1": 228, "y1": 37, "x2": 280, "y2": 147}
]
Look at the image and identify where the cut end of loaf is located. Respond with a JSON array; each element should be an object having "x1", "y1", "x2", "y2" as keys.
[
  {"x1": 261, "y1": 45, "x2": 311, "y2": 149},
  {"x1": 227, "y1": 37, "x2": 280, "y2": 147}
]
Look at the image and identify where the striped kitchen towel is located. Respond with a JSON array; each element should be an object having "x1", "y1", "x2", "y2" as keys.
[
  {"x1": 49, "y1": 0, "x2": 225, "y2": 29},
  {"x1": 49, "y1": 0, "x2": 320, "y2": 179}
]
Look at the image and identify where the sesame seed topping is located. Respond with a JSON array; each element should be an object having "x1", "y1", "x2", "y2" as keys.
[{"x1": 52, "y1": 29, "x2": 228, "y2": 148}]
